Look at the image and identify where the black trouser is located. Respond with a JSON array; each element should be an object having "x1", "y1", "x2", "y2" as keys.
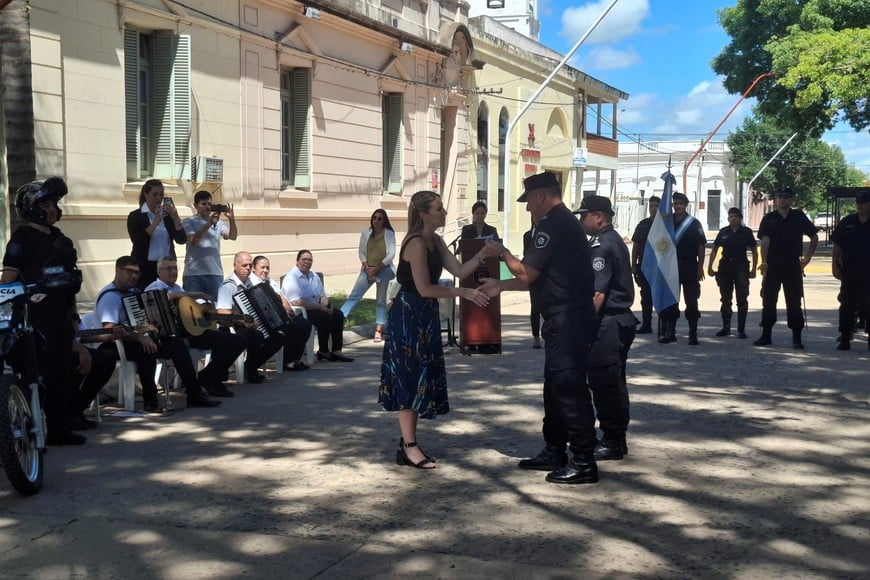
[
  {"x1": 280, "y1": 317, "x2": 313, "y2": 362},
  {"x1": 716, "y1": 260, "x2": 750, "y2": 324},
  {"x1": 530, "y1": 301, "x2": 541, "y2": 338},
  {"x1": 99, "y1": 335, "x2": 202, "y2": 400},
  {"x1": 634, "y1": 271, "x2": 652, "y2": 324},
  {"x1": 188, "y1": 329, "x2": 247, "y2": 385},
  {"x1": 540, "y1": 306, "x2": 597, "y2": 454},
  {"x1": 760, "y1": 261, "x2": 804, "y2": 330},
  {"x1": 72, "y1": 347, "x2": 118, "y2": 413},
  {"x1": 660, "y1": 261, "x2": 701, "y2": 323},
  {"x1": 587, "y1": 313, "x2": 636, "y2": 441},
  {"x1": 837, "y1": 266, "x2": 870, "y2": 335},
  {"x1": 231, "y1": 326, "x2": 283, "y2": 374},
  {"x1": 306, "y1": 308, "x2": 345, "y2": 353},
  {"x1": 33, "y1": 310, "x2": 75, "y2": 432}
]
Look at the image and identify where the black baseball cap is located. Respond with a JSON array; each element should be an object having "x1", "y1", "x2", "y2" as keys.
[{"x1": 775, "y1": 187, "x2": 794, "y2": 198}]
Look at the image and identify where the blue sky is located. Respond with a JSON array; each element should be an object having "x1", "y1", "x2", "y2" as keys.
[{"x1": 534, "y1": 0, "x2": 870, "y2": 174}]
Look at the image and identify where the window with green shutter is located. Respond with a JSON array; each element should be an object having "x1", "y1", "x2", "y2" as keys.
[
  {"x1": 280, "y1": 68, "x2": 311, "y2": 188},
  {"x1": 382, "y1": 93, "x2": 403, "y2": 194},
  {"x1": 124, "y1": 29, "x2": 191, "y2": 181}
]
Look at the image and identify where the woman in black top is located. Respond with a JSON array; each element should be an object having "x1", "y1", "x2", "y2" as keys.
[
  {"x1": 127, "y1": 179, "x2": 186, "y2": 290},
  {"x1": 379, "y1": 191, "x2": 491, "y2": 469}
]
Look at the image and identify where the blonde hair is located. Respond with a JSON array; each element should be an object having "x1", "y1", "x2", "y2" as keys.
[{"x1": 407, "y1": 190, "x2": 440, "y2": 235}]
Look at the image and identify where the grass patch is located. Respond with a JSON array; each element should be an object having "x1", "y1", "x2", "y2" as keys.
[{"x1": 330, "y1": 292, "x2": 377, "y2": 328}]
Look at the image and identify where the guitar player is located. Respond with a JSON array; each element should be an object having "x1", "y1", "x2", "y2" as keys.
[{"x1": 146, "y1": 257, "x2": 246, "y2": 398}]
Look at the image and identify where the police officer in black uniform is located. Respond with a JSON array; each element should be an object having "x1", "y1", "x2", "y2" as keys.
[
  {"x1": 754, "y1": 187, "x2": 818, "y2": 348},
  {"x1": 658, "y1": 192, "x2": 706, "y2": 345},
  {"x1": 831, "y1": 189, "x2": 870, "y2": 350},
  {"x1": 630, "y1": 195, "x2": 660, "y2": 334},
  {"x1": 707, "y1": 207, "x2": 757, "y2": 338},
  {"x1": 480, "y1": 172, "x2": 599, "y2": 485},
  {"x1": 575, "y1": 195, "x2": 636, "y2": 461},
  {"x1": 1, "y1": 177, "x2": 85, "y2": 445}
]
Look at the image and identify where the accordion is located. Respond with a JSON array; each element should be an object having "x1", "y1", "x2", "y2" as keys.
[
  {"x1": 233, "y1": 283, "x2": 291, "y2": 338},
  {"x1": 122, "y1": 289, "x2": 179, "y2": 338}
]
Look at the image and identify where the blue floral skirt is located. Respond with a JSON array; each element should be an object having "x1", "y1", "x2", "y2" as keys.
[{"x1": 378, "y1": 288, "x2": 449, "y2": 419}]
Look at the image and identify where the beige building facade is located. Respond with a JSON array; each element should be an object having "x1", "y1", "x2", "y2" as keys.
[
  {"x1": 1, "y1": 0, "x2": 478, "y2": 300},
  {"x1": 468, "y1": 16, "x2": 626, "y2": 248}
]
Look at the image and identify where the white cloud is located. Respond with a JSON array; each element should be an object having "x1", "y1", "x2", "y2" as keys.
[
  {"x1": 583, "y1": 45, "x2": 640, "y2": 69},
  {"x1": 561, "y1": 0, "x2": 650, "y2": 45}
]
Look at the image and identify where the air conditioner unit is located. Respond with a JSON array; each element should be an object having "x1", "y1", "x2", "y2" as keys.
[{"x1": 191, "y1": 156, "x2": 223, "y2": 182}]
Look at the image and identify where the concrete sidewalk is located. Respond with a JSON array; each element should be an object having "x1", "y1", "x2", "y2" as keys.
[{"x1": 2, "y1": 270, "x2": 868, "y2": 579}]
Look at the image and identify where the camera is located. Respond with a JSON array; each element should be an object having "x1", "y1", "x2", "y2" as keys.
[{"x1": 211, "y1": 203, "x2": 229, "y2": 214}]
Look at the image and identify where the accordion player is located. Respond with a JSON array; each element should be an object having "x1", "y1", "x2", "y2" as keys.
[
  {"x1": 122, "y1": 289, "x2": 179, "y2": 338},
  {"x1": 232, "y1": 283, "x2": 291, "y2": 338}
]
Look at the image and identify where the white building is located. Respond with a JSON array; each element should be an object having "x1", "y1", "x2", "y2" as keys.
[
  {"x1": 582, "y1": 140, "x2": 741, "y2": 236},
  {"x1": 467, "y1": 0, "x2": 540, "y2": 40}
]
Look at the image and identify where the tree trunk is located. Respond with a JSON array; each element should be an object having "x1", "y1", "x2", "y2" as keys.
[{"x1": 0, "y1": 0, "x2": 35, "y2": 243}]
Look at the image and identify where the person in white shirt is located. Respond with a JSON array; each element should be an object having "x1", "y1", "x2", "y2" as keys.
[
  {"x1": 281, "y1": 250, "x2": 353, "y2": 362},
  {"x1": 183, "y1": 190, "x2": 237, "y2": 300}
]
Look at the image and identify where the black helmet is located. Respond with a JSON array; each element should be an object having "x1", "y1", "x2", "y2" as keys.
[{"x1": 15, "y1": 176, "x2": 68, "y2": 224}]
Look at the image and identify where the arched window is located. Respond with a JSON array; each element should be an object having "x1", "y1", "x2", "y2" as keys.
[
  {"x1": 547, "y1": 108, "x2": 567, "y2": 139},
  {"x1": 477, "y1": 102, "x2": 489, "y2": 203},
  {"x1": 498, "y1": 108, "x2": 509, "y2": 212}
]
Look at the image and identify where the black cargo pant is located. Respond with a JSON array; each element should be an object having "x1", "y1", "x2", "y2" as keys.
[
  {"x1": 587, "y1": 312, "x2": 636, "y2": 442},
  {"x1": 760, "y1": 260, "x2": 804, "y2": 330}
]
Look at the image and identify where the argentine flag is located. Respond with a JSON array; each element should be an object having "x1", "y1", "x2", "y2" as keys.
[{"x1": 641, "y1": 171, "x2": 680, "y2": 312}]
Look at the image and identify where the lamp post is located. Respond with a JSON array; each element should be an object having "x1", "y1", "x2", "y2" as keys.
[{"x1": 500, "y1": 0, "x2": 621, "y2": 248}]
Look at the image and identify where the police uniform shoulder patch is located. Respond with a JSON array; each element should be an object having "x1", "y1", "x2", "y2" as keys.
[
  {"x1": 534, "y1": 232, "x2": 550, "y2": 249},
  {"x1": 592, "y1": 257, "x2": 606, "y2": 271}
]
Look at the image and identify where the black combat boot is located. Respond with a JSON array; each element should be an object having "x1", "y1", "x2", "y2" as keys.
[
  {"x1": 637, "y1": 315, "x2": 653, "y2": 334},
  {"x1": 836, "y1": 333, "x2": 851, "y2": 350},
  {"x1": 792, "y1": 329, "x2": 804, "y2": 350},
  {"x1": 688, "y1": 320, "x2": 699, "y2": 345},
  {"x1": 518, "y1": 444, "x2": 568, "y2": 471},
  {"x1": 546, "y1": 451, "x2": 599, "y2": 484},
  {"x1": 715, "y1": 315, "x2": 731, "y2": 337},
  {"x1": 736, "y1": 311, "x2": 747, "y2": 339},
  {"x1": 753, "y1": 328, "x2": 772, "y2": 346},
  {"x1": 658, "y1": 319, "x2": 676, "y2": 344}
]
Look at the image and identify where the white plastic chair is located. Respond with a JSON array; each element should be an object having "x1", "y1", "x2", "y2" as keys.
[
  {"x1": 292, "y1": 306, "x2": 316, "y2": 366},
  {"x1": 80, "y1": 312, "x2": 139, "y2": 415}
]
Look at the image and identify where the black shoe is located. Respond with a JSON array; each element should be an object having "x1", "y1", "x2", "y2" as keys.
[
  {"x1": 245, "y1": 370, "x2": 266, "y2": 383},
  {"x1": 545, "y1": 457, "x2": 599, "y2": 484},
  {"x1": 737, "y1": 330, "x2": 747, "y2": 339},
  {"x1": 688, "y1": 334, "x2": 699, "y2": 346},
  {"x1": 68, "y1": 414, "x2": 97, "y2": 431},
  {"x1": 331, "y1": 351, "x2": 354, "y2": 362},
  {"x1": 594, "y1": 439, "x2": 627, "y2": 461},
  {"x1": 714, "y1": 327, "x2": 730, "y2": 337},
  {"x1": 518, "y1": 444, "x2": 568, "y2": 471},
  {"x1": 186, "y1": 394, "x2": 222, "y2": 408},
  {"x1": 658, "y1": 335, "x2": 676, "y2": 344},
  {"x1": 753, "y1": 335, "x2": 772, "y2": 346},
  {"x1": 46, "y1": 430, "x2": 87, "y2": 446},
  {"x1": 201, "y1": 381, "x2": 234, "y2": 397},
  {"x1": 836, "y1": 341, "x2": 850, "y2": 350},
  {"x1": 144, "y1": 398, "x2": 163, "y2": 413},
  {"x1": 636, "y1": 324, "x2": 653, "y2": 335}
]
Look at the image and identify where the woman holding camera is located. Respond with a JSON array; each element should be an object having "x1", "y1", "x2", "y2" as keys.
[
  {"x1": 127, "y1": 179, "x2": 187, "y2": 290},
  {"x1": 183, "y1": 190, "x2": 237, "y2": 300}
]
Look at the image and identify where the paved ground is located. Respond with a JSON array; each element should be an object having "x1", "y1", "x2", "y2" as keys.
[{"x1": 2, "y1": 257, "x2": 868, "y2": 579}]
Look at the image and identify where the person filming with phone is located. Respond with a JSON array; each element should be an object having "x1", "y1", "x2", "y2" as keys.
[
  {"x1": 183, "y1": 190, "x2": 237, "y2": 300},
  {"x1": 127, "y1": 179, "x2": 186, "y2": 290}
]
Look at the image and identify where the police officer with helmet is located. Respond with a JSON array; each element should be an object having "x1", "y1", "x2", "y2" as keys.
[
  {"x1": 1, "y1": 177, "x2": 84, "y2": 445},
  {"x1": 575, "y1": 195, "x2": 636, "y2": 461}
]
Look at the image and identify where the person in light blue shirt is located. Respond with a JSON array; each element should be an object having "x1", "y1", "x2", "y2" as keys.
[
  {"x1": 282, "y1": 249, "x2": 353, "y2": 362},
  {"x1": 183, "y1": 190, "x2": 237, "y2": 300}
]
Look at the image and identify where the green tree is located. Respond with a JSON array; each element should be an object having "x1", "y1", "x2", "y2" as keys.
[
  {"x1": 713, "y1": 0, "x2": 870, "y2": 136},
  {"x1": 727, "y1": 113, "x2": 860, "y2": 211}
]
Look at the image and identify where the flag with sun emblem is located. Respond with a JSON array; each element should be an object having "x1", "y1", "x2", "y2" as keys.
[{"x1": 641, "y1": 170, "x2": 679, "y2": 312}]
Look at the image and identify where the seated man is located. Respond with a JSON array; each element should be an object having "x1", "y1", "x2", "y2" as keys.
[
  {"x1": 146, "y1": 256, "x2": 246, "y2": 397},
  {"x1": 216, "y1": 251, "x2": 284, "y2": 383},
  {"x1": 251, "y1": 254, "x2": 313, "y2": 371},
  {"x1": 67, "y1": 317, "x2": 124, "y2": 430},
  {"x1": 93, "y1": 256, "x2": 221, "y2": 411},
  {"x1": 281, "y1": 249, "x2": 353, "y2": 362}
]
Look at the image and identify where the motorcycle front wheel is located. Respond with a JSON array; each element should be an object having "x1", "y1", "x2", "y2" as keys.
[{"x1": 0, "y1": 375, "x2": 44, "y2": 495}]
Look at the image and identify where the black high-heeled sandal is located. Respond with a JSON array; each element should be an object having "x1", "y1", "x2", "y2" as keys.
[
  {"x1": 395, "y1": 440, "x2": 436, "y2": 469},
  {"x1": 331, "y1": 351, "x2": 353, "y2": 362},
  {"x1": 399, "y1": 437, "x2": 434, "y2": 461}
]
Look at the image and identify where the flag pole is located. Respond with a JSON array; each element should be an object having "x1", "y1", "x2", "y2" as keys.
[
  {"x1": 745, "y1": 131, "x2": 799, "y2": 200},
  {"x1": 500, "y1": 0, "x2": 621, "y2": 249}
]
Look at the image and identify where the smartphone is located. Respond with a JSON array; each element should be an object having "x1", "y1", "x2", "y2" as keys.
[{"x1": 163, "y1": 197, "x2": 174, "y2": 207}]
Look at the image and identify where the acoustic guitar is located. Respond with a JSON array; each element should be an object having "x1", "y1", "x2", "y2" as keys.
[
  {"x1": 77, "y1": 323, "x2": 156, "y2": 340},
  {"x1": 177, "y1": 296, "x2": 253, "y2": 337}
]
